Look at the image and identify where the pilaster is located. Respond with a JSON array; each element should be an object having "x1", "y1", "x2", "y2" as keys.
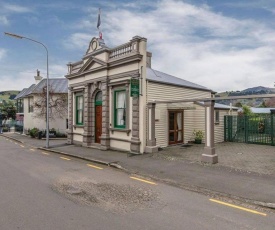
[
  {"x1": 201, "y1": 100, "x2": 218, "y2": 164},
  {"x1": 82, "y1": 84, "x2": 92, "y2": 147},
  {"x1": 100, "y1": 80, "x2": 110, "y2": 150},
  {"x1": 67, "y1": 87, "x2": 73, "y2": 144},
  {"x1": 145, "y1": 102, "x2": 158, "y2": 153},
  {"x1": 130, "y1": 97, "x2": 141, "y2": 153}
]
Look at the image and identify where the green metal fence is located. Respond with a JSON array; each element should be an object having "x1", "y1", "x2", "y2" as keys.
[{"x1": 224, "y1": 115, "x2": 275, "y2": 145}]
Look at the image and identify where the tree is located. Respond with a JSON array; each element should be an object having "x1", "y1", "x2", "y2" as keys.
[
  {"x1": 238, "y1": 105, "x2": 252, "y2": 116},
  {"x1": 264, "y1": 98, "x2": 275, "y2": 107},
  {"x1": 258, "y1": 101, "x2": 267, "y2": 108},
  {"x1": 0, "y1": 101, "x2": 16, "y2": 121},
  {"x1": 33, "y1": 85, "x2": 67, "y2": 121},
  {"x1": 234, "y1": 101, "x2": 242, "y2": 107}
]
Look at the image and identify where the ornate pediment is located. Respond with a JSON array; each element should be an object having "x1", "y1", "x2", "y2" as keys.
[
  {"x1": 78, "y1": 57, "x2": 107, "y2": 73},
  {"x1": 86, "y1": 37, "x2": 106, "y2": 55}
]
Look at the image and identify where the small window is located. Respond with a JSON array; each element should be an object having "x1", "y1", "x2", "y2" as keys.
[
  {"x1": 28, "y1": 97, "x2": 33, "y2": 113},
  {"x1": 215, "y1": 110, "x2": 220, "y2": 123},
  {"x1": 17, "y1": 99, "x2": 24, "y2": 113},
  {"x1": 76, "y1": 95, "x2": 84, "y2": 125},
  {"x1": 114, "y1": 90, "x2": 126, "y2": 128}
]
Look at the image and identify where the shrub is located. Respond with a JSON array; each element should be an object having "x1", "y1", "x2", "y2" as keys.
[
  {"x1": 193, "y1": 130, "x2": 204, "y2": 140},
  {"x1": 29, "y1": 127, "x2": 39, "y2": 138}
]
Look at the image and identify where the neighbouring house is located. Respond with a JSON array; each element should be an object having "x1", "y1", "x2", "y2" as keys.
[
  {"x1": 15, "y1": 70, "x2": 68, "y2": 135},
  {"x1": 250, "y1": 107, "x2": 275, "y2": 114},
  {"x1": 65, "y1": 35, "x2": 235, "y2": 153}
]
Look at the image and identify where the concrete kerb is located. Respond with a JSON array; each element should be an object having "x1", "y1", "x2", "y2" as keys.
[
  {"x1": 1, "y1": 134, "x2": 124, "y2": 170},
  {"x1": 129, "y1": 171, "x2": 275, "y2": 211},
  {"x1": 38, "y1": 147, "x2": 124, "y2": 170},
  {"x1": 1, "y1": 134, "x2": 274, "y2": 211},
  {"x1": 0, "y1": 134, "x2": 24, "y2": 144}
]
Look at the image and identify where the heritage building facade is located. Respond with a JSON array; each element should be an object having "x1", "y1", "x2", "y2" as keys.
[{"x1": 66, "y1": 36, "x2": 234, "y2": 154}]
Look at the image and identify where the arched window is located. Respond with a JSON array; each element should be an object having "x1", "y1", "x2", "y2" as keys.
[{"x1": 95, "y1": 91, "x2": 102, "y2": 106}]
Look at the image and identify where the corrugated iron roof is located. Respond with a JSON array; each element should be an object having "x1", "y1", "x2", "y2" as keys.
[
  {"x1": 16, "y1": 78, "x2": 68, "y2": 99},
  {"x1": 15, "y1": 84, "x2": 36, "y2": 99},
  {"x1": 146, "y1": 67, "x2": 213, "y2": 92},
  {"x1": 32, "y1": 78, "x2": 68, "y2": 94},
  {"x1": 197, "y1": 101, "x2": 238, "y2": 110},
  {"x1": 251, "y1": 107, "x2": 275, "y2": 114},
  {"x1": 14, "y1": 88, "x2": 28, "y2": 100}
]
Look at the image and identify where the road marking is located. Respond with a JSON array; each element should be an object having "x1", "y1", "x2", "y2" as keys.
[
  {"x1": 87, "y1": 164, "x2": 103, "y2": 170},
  {"x1": 60, "y1": 157, "x2": 71, "y2": 161},
  {"x1": 41, "y1": 152, "x2": 50, "y2": 155},
  {"x1": 29, "y1": 149, "x2": 35, "y2": 152},
  {"x1": 130, "y1": 176, "x2": 157, "y2": 185},
  {"x1": 20, "y1": 145, "x2": 25, "y2": 148},
  {"x1": 209, "y1": 199, "x2": 267, "y2": 216}
]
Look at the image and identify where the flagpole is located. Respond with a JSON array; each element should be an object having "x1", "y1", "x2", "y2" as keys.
[{"x1": 97, "y1": 8, "x2": 102, "y2": 39}]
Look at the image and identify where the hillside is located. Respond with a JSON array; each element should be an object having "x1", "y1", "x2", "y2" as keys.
[
  {"x1": 0, "y1": 90, "x2": 20, "y2": 103},
  {"x1": 216, "y1": 86, "x2": 275, "y2": 107}
]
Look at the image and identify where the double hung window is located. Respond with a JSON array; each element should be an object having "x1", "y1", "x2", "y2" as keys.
[
  {"x1": 114, "y1": 90, "x2": 126, "y2": 128},
  {"x1": 215, "y1": 110, "x2": 220, "y2": 123},
  {"x1": 28, "y1": 97, "x2": 33, "y2": 113},
  {"x1": 76, "y1": 95, "x2": 84, "y2": 125}
]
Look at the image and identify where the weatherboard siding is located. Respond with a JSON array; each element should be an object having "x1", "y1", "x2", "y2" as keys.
[{"x1": 147, "y1": 81, "x2": 211, "y2": 147}]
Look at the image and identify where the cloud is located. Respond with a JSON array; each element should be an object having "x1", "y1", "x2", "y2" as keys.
[
  {"x1": 0, "y1": 70, "x2": 37, "y2": 91},
  {"x1": 0, "y1": 15, "x2": 9, "y2": 25},
  {"x1": 0, "y1": 64, "x2": 67, "y2": 92},
  {"x1": 64, "y1": 0, "x2": 275, "y2": 92},
  {"x1": 63, "y1": 33, "x2": 92, "y2": 50},
  {"x1": 3, "y1": 4, "x2": 32, "y2": 13},
  {"x1": 0, "y1": 49, "x2": 7, "y2": 59},
  {"x1": 49, "y1": 64, "x2": 68, "y2": 77}
]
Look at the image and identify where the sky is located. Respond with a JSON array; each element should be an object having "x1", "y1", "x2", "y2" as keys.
[{"x1": 1, "y1": 0, "x2": 275, "y2": 93}]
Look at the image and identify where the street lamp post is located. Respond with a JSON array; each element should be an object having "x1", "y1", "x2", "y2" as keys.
[{"x1": 4, "y1": 32, "x2": 50, "y2": 148}]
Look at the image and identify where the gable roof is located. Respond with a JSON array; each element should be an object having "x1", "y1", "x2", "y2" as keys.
[
  {"x1": 15, "y1": 84, "x2": 36, "y2": 99},
  {"x1": 146, "y1": 67, "x2": 213, "y2": 92},
  {"x1": 14, "y1": 88, "x2": 28, "y2": 100},
  {"x1": 32, "y1": 78, "x2": 68, "y2": 94},
  {"x1": 15, "y1": 78, "x2": 68, "y2": 99}
]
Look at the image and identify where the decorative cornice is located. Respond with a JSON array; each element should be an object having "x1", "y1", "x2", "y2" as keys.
[
  {"x1": 108, "y1": 79, "x2": 130, "y2": 87},
  {"x1": 108, "y1": 54, "x2": 142, "y2": 68}
]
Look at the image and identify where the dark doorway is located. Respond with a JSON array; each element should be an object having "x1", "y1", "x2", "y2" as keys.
[{"x1": 95, "y1": 91, "x2": 102, "y2": 143}]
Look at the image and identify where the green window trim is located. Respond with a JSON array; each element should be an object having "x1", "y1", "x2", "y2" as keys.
[
  {"x1": 75, "y1": 95, "x2": 84, "y2": 125},
  {"x1": 114, "y1": 90, "x2": 126, "y2": 129}
]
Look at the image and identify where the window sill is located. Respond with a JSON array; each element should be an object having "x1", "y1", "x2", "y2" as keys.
[
  {"x1": 110, "y1": 128, "x2": 131, "y2": 136},
  {"x1": 74, "y1": 125, "x2": 84, "y2": 129}
]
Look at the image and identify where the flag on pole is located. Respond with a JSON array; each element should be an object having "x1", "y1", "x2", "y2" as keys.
[{"x1": 97, "y1": 8, "x2": 101, "y2": 29}]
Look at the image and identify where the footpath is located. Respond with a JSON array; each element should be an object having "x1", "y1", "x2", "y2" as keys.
[{"x1": 2, "y1": 133, "x2": 275, "y2": 209}]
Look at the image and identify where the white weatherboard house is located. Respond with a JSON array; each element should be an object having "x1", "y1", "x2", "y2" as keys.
[
  {"x1": 15, "y1": 71, "x2": 68, "y2": 134},
  {"x1": 66, "y1": 36, "x2": 235, "y2": 154}
]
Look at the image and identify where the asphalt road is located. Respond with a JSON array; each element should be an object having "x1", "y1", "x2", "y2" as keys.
[{"x1": 0, "y1": 136, "x2": 274, "y2": 230}]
